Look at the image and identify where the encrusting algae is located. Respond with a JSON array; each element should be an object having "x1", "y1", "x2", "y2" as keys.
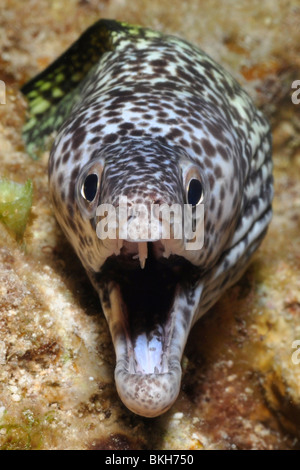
[{"x1": 0, "y1": 179, "x2": 32, "y2": 240}]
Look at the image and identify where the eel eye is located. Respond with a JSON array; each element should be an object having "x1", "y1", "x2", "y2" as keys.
[
  {"x1": 81, "y1": 173, "x2": 99, "y2": 202},
  {"x1": 187, "y1": 178, "x2": 204, "y2": 206}
]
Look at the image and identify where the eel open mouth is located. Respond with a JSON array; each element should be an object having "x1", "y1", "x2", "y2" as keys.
[{"x1": 97, "y1": 240, "x2": 203, "y2": 417}]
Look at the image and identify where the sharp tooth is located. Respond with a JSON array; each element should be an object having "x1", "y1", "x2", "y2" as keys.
[
  {"x1": 114, "y1": 238, "x2": 123, "y2": 255},
  {"x1": 163, "y1": 242, "x2": 172, "y2": 259},
  {"x1": 138, "y1": 242, "x2": 148, "y2": 269}
]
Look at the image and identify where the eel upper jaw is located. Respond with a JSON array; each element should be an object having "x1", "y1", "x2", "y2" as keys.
[{"x1": 96, "y1": 241, "x2": 203, "y2": 417}]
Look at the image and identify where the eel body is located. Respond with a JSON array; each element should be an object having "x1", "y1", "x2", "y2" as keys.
[{"x1": 22, "y1": 20, "x2": 273, "y2": 417}]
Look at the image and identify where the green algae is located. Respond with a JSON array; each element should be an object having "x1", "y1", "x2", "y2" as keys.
[
  {"x1": 0, "y1": 409, "x2": 43, "y2": 450},
  {"x1": 0, "y1": 179, "x2": 33, "y2": 240}
]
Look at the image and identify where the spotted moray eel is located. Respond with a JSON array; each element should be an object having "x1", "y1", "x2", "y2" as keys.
[{"x1": 21, "y1": 19, "x2": 273, "y2": 417}]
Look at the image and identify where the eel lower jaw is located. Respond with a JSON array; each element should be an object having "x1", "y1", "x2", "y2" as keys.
[{"x1": 98, "y1": 257, "x2": 203, "y2": 417}]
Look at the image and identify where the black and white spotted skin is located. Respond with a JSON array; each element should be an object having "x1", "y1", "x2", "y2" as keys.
[{"x1": 22, "y1": 20, "x2": 273, "y2": 417}]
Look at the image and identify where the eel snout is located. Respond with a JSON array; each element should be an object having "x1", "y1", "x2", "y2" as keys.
[
  {"x1": 98, "y1": 255, "x2": 203, "y2": 417},
  {"x1": 115, "y1": 358, "x2": 182, "y2": 417}
]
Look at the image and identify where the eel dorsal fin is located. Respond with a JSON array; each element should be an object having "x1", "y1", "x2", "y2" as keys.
[{"x1": 21, "y1": 19, "x2": 131, "y2": 158}]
